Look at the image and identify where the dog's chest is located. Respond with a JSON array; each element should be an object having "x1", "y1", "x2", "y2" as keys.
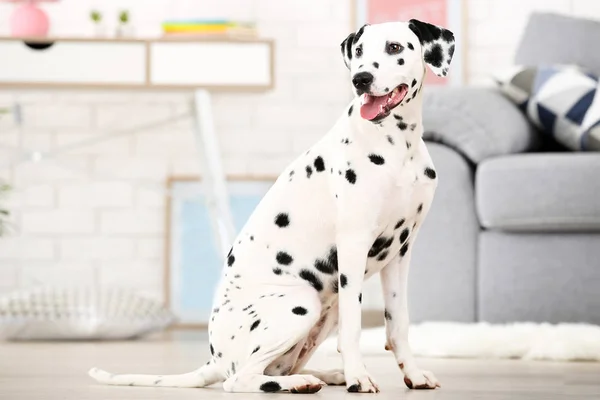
[{"x1": 360, "y1": 143, "x2": 436, "y2": 273}]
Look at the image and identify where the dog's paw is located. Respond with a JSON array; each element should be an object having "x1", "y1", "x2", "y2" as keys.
[
  {"x1": 345, "y1": 369, "x2": 379, "y2": 393},
  {"x1": 403, "y1": 369, "x2": 440, "y2": 390}
]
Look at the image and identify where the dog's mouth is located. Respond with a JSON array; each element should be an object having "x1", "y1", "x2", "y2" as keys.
[{"x1": 359, "y1": 84, "x2": 409, "y2": 121}]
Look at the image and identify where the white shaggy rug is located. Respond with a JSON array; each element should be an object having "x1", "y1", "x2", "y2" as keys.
[{"x1": 317, "y1": 322, "x2": 600, "y2": 361}]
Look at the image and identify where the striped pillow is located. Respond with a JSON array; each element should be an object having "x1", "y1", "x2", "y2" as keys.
[{"x1": 497, "y1": 65, "x2": 600, "y2": 151}]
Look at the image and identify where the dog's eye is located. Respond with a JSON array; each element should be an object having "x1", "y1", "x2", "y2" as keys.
[
  {"x1": 355, "y1": 46, "x2": 363, "y2": 57},
  {"x1": 386, "y1": 42, "x2": 403, "y2": 55}
]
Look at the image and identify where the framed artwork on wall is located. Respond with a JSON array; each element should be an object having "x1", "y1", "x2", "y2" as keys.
[
  {"x1": 352, "y1": 0, "x2": 467, "y2": 86},
  {"x1": 165, "y1": 175, "x2": 275, "y2": 327}
]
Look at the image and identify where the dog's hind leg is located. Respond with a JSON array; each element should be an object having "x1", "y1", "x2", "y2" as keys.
[
  {"x1": 88, "y1": 360, "x2": 224, "y2": 388},
  {"x1": 222, "y1": 285, "x2": 325, "y2": 393}
]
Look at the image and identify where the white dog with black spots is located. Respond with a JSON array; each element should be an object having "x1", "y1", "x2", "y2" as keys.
[{"x1": 89, "y1": 18, "x2": 455, "y2": 394}]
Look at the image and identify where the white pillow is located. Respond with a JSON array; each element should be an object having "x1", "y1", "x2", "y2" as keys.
[{"x1": 0, "y1": 286, "x2": 176, "y2": 340}]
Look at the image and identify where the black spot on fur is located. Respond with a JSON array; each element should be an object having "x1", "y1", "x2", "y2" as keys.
[
  {"x1": 314, "y1": 246, "x2": 338, "y2": 274},
  {"x1": 348, "y1": 384, "x2": 361, "y2": 392},
  {"x1": 412, "y1": 90, "x2": 418, "y2": 100},
  {"x1": 345, "y1": 169, "x2": 357, "y2": 184},
  {"x1": 409, "y1": 19, "x2": 442, "y2": 44},
  {"x1": 377, "y1": 250, "x2": 389, "y2": 261},
  {"x1": 340, "y1": 273, "x2": 348, "y2": 288},
  {"x1": 260, "y1": 381, "x2": 282, "y2": 393},
  {"x1": 276, "y1": 251, "x2": 293, "y2": 265},
  {"x1": 406, "y1": 141, "x2": 412, "y2": 149},
  {"x1": 400, "y1": 228, "x2": 409, "y2": 244},
  {"x1": 400, "y1": 242, "x2": 409, "y2": 256},
  {"x1": 368, "y1": 154, "x2": 385, "y2": 165},
  {"x1": 417, "y1": 203, "x2": 423, "y2": 213},
  {"x1": 252, "y1": 346, "x2": 260, "y2": 355},
  {"x1": 227, "y1": 253, "x2": 235, "y2": 267},
  {"x1": 348, "y1": 105, "x2": 353, "y2": 116},
  {"x1": 407, "y1": 42, "x2": 414, "y2": 50},
  {"x1": 384, "y1": 309, "x2": 392, "y2": 320},
  {"x1": 395, "y1": 115, "x2": 408, "y2": 130},
  {"x1": 300, "y1": 269, "x2": 323, "y2": 291},
  {"x1": 354, "y1": 24, "x2": 368, "y2": 44},
  {"x1": 448, "y1": 44, "x2": 455, "y2": 58},
  {"x1": 385, "y1": 87, "x2": 389, "y2": 92},
  {"x1": 442, "y1": 29, "x2": 454, "y2": 43},
  {"x1": 274, "y1": 213, "x2": 289, "y2": 228},
  {"x1": 424, "y1": 167, "x2": 437, "y2": 179},
  {"x1": 341, "y1": 138, "x2": 350, "y2": 145},
  {"x1": 373, "y1": 62, "x2": 379, "y2": 69},
  {"x1": 387, "y1": 135, "x2": 395, "y2": 145},
  {"x1": 273, "y1": 267, "x2": 282, "y2": 275},
  {"x1": 305, "y1": 165, "x2": 313, "y2": 178},
  {"x1": 250, "y1": 319, "x2": 261, "y2": 331},
  {"x1": 358, "y1": 293, "x2": 362, "y2": 303},
  {"x1": 368, "y1": 236, "x2": 394, "y2": 257},
  {"x1": 210, "y1": 343, "x2": 214, "y2": 355},
  {"x1": 411, "y1": 79, "x2": 417, "y2": 88},
  {"x1": 217, "y1": 352, "x2": 222, "y2": 358},
  {"x1": 250, "y1": 235, "x2": 254, "y2": 241},
  {"x1": 231, "y1": 362, "x2": 236, "y2": 375},
  {"x1": 395, "y1": 219, "x2": 405, "y2": 230},
  {"x1": 397, "y1": 58, "x2": 405, "y2": 65},
  {"x1": 410, "y1": 123, "x2": 417, "y2": 131},
  {"x1": 406, "y1": 98, "x2": 411, "y2": 104},
  {"x1": 424, "y1": 43, "x2": 444, "y2": 68},
  {"x1": 314, "y1": 156, "x2": 325, "y2": 172},
  {"x1": 292, "y1": 306, "x2": 308, "y2": 316}
]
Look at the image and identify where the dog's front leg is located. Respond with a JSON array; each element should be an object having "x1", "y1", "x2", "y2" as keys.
[
  {"x1": 337, "y1": 230, "x2": 379, "y2": 393},
  {"x1": 380, "y1": 250, "x2": 440, "y2": 389}
]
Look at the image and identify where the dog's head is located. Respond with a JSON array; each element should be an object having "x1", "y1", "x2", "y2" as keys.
[{"x1": 341, "y1": 20, "x2": 455, "y2": 121}]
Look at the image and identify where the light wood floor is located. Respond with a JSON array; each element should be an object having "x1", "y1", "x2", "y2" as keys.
[{"x1": 1, "y1": 330, "x2": 599, "y2": 399}]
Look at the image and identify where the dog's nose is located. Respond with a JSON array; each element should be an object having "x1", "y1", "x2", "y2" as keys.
[{"x1": 352, "y1": 72, "x2": 374, "y2": 91}]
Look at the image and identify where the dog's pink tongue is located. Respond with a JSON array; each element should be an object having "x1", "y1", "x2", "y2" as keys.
[{"x1": 360, "y1": 94, "x2": 388, "y2": 120}]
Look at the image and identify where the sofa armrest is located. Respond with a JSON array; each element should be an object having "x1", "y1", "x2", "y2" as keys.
[{"x1": 423, "y1": 87, "x2": 541, "y2": 164}]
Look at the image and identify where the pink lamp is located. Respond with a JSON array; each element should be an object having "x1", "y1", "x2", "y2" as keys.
[{"x1": 3, "y1": 0, "x2": 58, "y2": 37}]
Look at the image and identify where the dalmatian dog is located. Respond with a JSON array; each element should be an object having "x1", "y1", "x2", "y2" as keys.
[{"x1": 89, "y1": 19, "x2": 455, "y2": 394}]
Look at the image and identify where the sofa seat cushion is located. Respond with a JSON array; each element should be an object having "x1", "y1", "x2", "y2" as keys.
[{"x1": 476, "y1": 154, "x2": 600, "y2": 232}]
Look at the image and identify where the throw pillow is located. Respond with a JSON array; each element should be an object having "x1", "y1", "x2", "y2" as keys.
[{"x1": 497, "y1": 65, "x2": 600, "y2": 151}]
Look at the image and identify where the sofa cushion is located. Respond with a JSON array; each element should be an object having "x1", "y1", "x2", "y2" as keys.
[
  {"x1": 423, "y1": 87, "x2": 540, "y2": 164},
  {"x1": 476, "y1": 154, "x2": 600, "y2": 232}
]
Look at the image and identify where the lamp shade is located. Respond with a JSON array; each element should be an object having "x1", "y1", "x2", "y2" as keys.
[{"x1": 2, "y1": 0, "x2": 59, "y2": 37}]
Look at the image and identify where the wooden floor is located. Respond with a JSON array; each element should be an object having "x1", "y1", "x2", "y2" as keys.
[{"x1": 1, "y1": 331, "x2": 599, "y2": 399}]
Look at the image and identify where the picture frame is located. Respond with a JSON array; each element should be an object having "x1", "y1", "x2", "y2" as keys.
[
  {"x1": 164, "y1": 175, "x2": 276, "y2": 327},
  {"x1": 351, "y1": 0, "x2": 468, "y2": 86}
]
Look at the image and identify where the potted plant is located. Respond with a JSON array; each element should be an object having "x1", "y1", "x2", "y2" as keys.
[
  {"x1": 116, "y1": 10, "x2": 133, "y2": 37},
  {"x1": 90, "y1": 9, "x2": 105, "y2": 37}
]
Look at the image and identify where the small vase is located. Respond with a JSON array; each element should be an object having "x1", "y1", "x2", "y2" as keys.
[{"x1": 116, "y1": 23, "x2": 134, "y2": 38}]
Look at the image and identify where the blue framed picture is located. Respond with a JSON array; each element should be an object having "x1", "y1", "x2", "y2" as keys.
[{"x1": 166, "y1": 176, "x2": 275, "y2": 326}]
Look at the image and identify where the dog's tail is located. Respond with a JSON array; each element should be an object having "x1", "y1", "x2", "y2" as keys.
[{"x1": 88, "y1": 361, "x2": 223, "y2": 388}]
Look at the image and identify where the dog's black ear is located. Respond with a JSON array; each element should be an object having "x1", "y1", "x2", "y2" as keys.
[
  {"x1": 409, "y1": 19, "x2": 455, "y2": 77},
  {"x1": 340, "y1": 32, "x2": 355, "y2": 69},
  {"x1": 340, "y1": 24, "x2": 368, "y2": 69}
]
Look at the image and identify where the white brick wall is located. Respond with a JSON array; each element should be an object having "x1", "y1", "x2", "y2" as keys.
[{"x1": 1, "y1": 0, "x2": 599, "y2": 301}]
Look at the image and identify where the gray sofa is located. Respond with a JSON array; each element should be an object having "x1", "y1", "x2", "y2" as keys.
[{"x1": 410, "y1": 13, "x2": 600, "y2": 324}]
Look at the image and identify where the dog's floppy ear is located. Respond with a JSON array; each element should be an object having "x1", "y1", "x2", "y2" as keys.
[
  {"x1": 409, "y1": 19, "x2": 455, "y2": 77},
  {"x1": 340, "y1": 32, "x2": 355, "y2": 69},
  {"x1": 340, "y1": 24, "x2": 368, "y2": 69}
]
